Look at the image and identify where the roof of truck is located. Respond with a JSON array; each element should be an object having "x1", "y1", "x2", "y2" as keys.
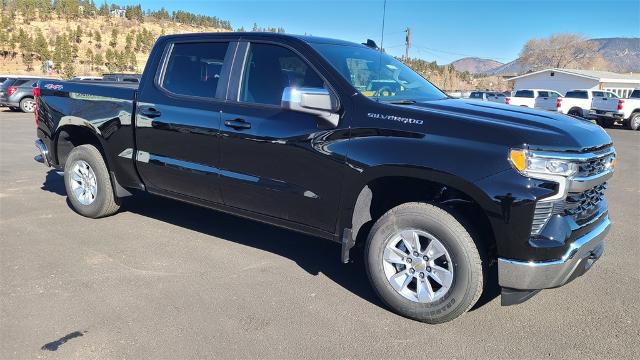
[{"x1": 160, "y1": 32, "x2": 365, "y2": 47}]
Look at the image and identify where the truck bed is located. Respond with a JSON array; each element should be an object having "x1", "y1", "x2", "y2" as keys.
[{"x1": 36, "y1": 79, "x2": 141, "y2": 191}]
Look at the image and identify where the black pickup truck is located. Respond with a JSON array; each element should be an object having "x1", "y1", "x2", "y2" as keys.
[{"x1": 34, "y1": 33, "x2": 615, "y2": 323}]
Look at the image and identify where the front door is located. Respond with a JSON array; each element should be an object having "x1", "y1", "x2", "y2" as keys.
[
  {"x1": 219, "y1": 42, "x2": 347, "y2": 232},
  {"x1": 135, "y1": 41, "x2": 235, "y2": 202}
]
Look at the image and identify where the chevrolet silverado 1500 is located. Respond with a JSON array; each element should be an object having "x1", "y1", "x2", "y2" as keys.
[{"x1": 34, "y1": 33, "x2": 616, "y2": 323}]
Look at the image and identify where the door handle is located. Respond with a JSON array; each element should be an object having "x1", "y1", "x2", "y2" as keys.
[
  {"x1": 224, "y1": 119, "x2": 251, "y2": 130},
  {"x1": 140, "y1": 107, "x2": 161, "y2": 118}
]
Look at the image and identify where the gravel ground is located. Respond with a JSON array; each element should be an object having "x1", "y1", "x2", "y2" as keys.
[{"x1": 1, "y1": 110, "x2": 639, "y2": 359}]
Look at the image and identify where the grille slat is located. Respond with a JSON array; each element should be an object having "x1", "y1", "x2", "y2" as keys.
[{"x1": 565, "y1": 182, "x2": 607, "y2": 222}]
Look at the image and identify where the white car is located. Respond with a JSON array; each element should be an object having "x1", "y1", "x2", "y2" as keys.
[
  {"x1": 592, "y1": 89, "x2": 640, "y2": 130},
  {"x1": 506, "y1": 89, "x2": 562, "y2": 111}
]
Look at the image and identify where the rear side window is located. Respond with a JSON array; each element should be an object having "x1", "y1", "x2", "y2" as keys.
[
  {"x1": 514, "y1": 90, "x2": 534, "y2": 98},
  {"x1": 469, "y1": 92, "x2": 483, "y2": 99},
  {"x1": 240, "y1": 43, "x2": 325, "y2": 106},
  {"x1": 162, "y1": 42, "x2": 229, "y2": 98},
  {"x1": 13, "y1": 79, "x2": 30, "y2": 86},
  {"x1": 630, "y1": 90, "x2": 640, "y2": 99},
  {"x1": 565, "y1": 91, "x2": 588, "y2": 99},
  {"x1": 604, "y1": 92, "x2": 618, "y2": 98},
  {"x1": 537, "y1": 91, "x2": 549, "y2": 98},
  {"x1": 592, "y1": 91, "x2": 604, "y2": 97}
]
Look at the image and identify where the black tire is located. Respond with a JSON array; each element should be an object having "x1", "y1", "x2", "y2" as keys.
[
  {"x1": 365, "y1": 202, "x2": 484, "y2": 323},
  {"x1": 568, "y1": 108, "x2": 583, "y2": 117},
  {"x1": 19, "y1": 97, "x2": 35, "y2": 113},
  {"x1": 628, "y1": 113, "x2": 640, "y2": 131},
  {"x1": 64, "y1": 144, "x2": 120, "y2": 218}
]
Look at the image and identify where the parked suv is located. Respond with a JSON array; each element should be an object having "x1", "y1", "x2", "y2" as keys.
[{"x1": 0, "y1": 77, "x2": 39, "y2": 112}]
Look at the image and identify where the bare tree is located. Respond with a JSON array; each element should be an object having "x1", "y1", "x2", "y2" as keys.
[{"x1": 518, "y1": 33, "x2": 607, "y2": 71}]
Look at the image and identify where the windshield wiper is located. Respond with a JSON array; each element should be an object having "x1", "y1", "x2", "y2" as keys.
[{"x1": 388, "y1": 99, "x2": 417, "y2": 105}]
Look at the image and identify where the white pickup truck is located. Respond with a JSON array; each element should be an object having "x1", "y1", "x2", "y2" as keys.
[
  {"x1": 506, "y1": 89, "x2": 562, "y2": 111},
  {"x1": 557, "y1": 89, "x2": 614, "y2": 118},
  {"x1": 591, "y1": 89, "x2": 640, "y2": 130}
]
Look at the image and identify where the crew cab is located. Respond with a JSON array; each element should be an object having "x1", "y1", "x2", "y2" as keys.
[
  {"x1": 506, "y1": 89, "x2": 562, "y2": 111},
  {"x1": 34, "y1": 33, "x2": 616, "y2": 323},
  {"x1": 591, "y1": 89, "x2": 640, "y2": 130}
]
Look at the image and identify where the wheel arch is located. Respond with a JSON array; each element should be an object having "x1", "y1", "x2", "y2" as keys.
[
  {"x1": 340, "y1": 166, "x2": 497, "y2": 260},
  {"x1": 54, "y1": 122, "x2": 110, "y2": 171}
]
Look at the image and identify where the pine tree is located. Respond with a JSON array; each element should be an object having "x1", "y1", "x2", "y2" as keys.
[{"x1": 109, "y1": 28, "x2": 118, "y2": 48}]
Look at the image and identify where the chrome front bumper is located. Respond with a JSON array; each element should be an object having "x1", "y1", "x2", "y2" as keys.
[
  {"x1": 35, "y1": 139, "x2": 50, "y2": 167},
  {"x1": 498, "y1": 216, "x2": 610, "y2": 290}
]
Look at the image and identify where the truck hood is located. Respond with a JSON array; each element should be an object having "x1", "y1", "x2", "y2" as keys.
[{"x1": 402, "y1": 98, "x2": 612, "y2": 151}]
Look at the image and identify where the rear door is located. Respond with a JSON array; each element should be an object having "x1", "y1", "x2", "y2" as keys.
[
  {"x1": 135, "y1": 40, "x2": 236, "y2": 202},
  {"x1": 218, "y1": 41, "x2": 347, "y2": 231}
]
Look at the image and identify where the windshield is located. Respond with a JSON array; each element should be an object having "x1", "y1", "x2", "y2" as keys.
[{"x1": 311, "y1": 43, "x2": 447, "y2": 102}]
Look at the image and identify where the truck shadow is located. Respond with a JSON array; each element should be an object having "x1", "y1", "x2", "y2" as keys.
[{"x1": 42, "y1": 171, "x2": 499, "y2": 313}]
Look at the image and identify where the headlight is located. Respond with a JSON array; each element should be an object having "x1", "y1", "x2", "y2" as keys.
[{"x1": 509, "y1": 149, "x2": 578, "y2": 177}]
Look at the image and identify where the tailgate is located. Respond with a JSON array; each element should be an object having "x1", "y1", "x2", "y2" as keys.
[{"x1": 591, "y1": 96, "x2": 619, "y2": 112}]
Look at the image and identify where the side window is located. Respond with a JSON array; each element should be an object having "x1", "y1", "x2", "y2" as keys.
[
  {"x1": 13, "y1": 79, "x2": 29, "y2": 86},
  {"x1": 549, "y1": 92, "x2": 560, "y2": 98},
  {"x1": 515, "y1": 90, "x2": 534, "y2": 98},
  {"x1": 592, "y1": 91, "x2": 604, "y2": 97},
  {"x1": 240, "y1": 43, "x2": 325, "y2": 106},
  {"x1": 162, "y1": 42, "x2": 229, "y2": 98}
]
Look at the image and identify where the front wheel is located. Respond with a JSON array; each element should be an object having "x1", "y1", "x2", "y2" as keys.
[
  {"x1": 596, "y1": 117, "x2": 615, "y2": 128},
  {"x1": 64, "y1": 144, "x2": 120, "y2": 218},
  {"x1": 365, "y1": 202, "x2": 484, "y2": 323}
]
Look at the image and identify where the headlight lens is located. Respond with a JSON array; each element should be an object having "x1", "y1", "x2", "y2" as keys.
[{"x1": 509, "y1": 149, "x2": 578, "y2": 177}]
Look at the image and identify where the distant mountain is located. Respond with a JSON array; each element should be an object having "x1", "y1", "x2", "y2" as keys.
[
  {"x1": 590, "y1": 37, "x2": 640, "y2": 73},
  {"x1": 454, "y1": 37, "x2": 640, "y2": 77},
  {"x1": 483, "y1": 60, "x2": 525, "y2": 76},
  {"x1": 449, "y1": 57, "x2": 503, "y2": 74}
]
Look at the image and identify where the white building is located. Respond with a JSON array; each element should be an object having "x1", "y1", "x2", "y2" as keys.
[{"x1": 508, "y1": 68, "x2": 640, "y2": 98}]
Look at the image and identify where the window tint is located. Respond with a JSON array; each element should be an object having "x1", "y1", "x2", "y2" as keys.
[
  {"x1": 162, "y1": 42, "x2": 229, "y2": 98},
  {"x1": 565, "y1": 91, "x2": 588, "y2": 99},
  {"x1": 514, "y1": 90, "x2": 534, "y2": 98},
  {"x1": 469, "y1": 92, "x2": 483, "y2": 98},
  {"x1": 592, "y1": 91, "x2": 604, "y2": 97},
  {"x1": 240, "y1": 43, "x2": 324, "y2": 106},
  {"x1": 630, "y1": 90, "x2": 640, "y2": 99},
  {"x1": 13, "y1": 79, "x2": 30, "y2": 86},
  {"x1": 537, "y1": 91, "x2": 549, "y2": 98},
  {"x1": 604, "y1": 92, "x2": 618, "y2": 98}
]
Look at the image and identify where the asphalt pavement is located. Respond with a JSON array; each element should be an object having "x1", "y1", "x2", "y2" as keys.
[{"x1": 1, "y1": 110, "x2": 639, "y2": 359}]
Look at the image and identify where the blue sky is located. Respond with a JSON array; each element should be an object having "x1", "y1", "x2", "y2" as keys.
[{"x1": 112, "y1": 0, "x2": 640, "y2": 64}]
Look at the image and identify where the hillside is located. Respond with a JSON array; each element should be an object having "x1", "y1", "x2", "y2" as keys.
[
  {"x1": 465, "y1": 37, "x2": 640, "y2": 76},
  {"x1": 449, "y1": 57, "x2": 503, "y2": 74},
  {"x1": 0, "y1": 1, "x2": 283, "y2": 78},
  {"x1": 590, "y1": 37, "x2": 640, "y2": 73}
]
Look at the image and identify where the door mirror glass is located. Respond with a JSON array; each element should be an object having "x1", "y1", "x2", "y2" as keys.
[{"x1": 282, "y1": 87, "x2": 339, "y2": 128}]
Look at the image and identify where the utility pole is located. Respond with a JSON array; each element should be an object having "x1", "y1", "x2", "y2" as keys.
[{"x1": 404, "y1": 27, "x2": 411, "y2": 61}]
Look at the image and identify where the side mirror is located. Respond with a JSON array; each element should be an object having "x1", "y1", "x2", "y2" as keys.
[{"x1": 281, "y1": 87, "x2": 339, "y2": 128}]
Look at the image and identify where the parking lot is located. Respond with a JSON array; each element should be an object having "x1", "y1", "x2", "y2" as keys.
[{"x1": 1, "y1": 110, "x2": 639, "y2": 359}]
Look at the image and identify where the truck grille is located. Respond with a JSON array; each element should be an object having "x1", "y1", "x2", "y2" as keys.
[
  {"x1": 577, "y1": 157, "x2": 610, "y2": 177},
  {"x1": 531, "y1": 182, "x2": 608, "y2": 235},
  {"x1": 565, "y1": 183, "x2": 607, "y2": 222}
]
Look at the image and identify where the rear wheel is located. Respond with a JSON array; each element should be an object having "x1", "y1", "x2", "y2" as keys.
[
  {"x1": 19, "y1": 97, "x2": 35, "y2": 113},
  {"x1": 628, "y1": 113, "x2": 640, "y2": 131},
  {"x1": 365, "y1": 202, "x2": 484, "y2": 323},
  {"x1": 64, "y1": 144, "x2": 120, "y2": 218},
  {"x1": 568, "y1": 108, "x2": 583, "y2": 117}
]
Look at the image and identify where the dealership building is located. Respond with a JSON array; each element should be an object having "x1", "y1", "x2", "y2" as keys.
[{"x1": 508, "y1": 68, "x2": 640, "y2": 98}]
